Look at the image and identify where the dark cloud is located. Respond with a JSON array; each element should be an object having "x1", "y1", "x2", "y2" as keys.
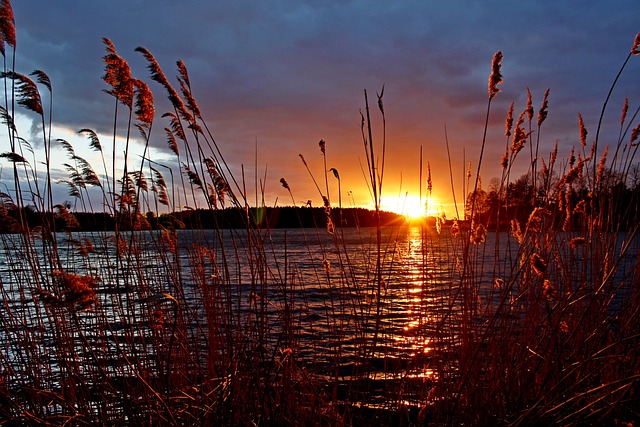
[{"x1": 5, "y1": 0, "x2": 640, "y2": 213}]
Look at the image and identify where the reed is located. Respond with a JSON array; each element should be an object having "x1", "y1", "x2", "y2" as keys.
[{"x1": 0, "y1": 1, "x2": 639, "y2": 424}]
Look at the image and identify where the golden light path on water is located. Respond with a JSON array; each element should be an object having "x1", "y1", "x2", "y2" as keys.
[{"x1": 382, "y1": 226, "x2": 448, "y2": 382}]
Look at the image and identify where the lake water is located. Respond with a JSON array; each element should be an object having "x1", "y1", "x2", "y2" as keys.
[{"x1": 1, "y1": 225, "x2": 638, "y2": 411}]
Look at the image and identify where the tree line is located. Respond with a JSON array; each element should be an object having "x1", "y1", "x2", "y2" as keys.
[
  {"x1": 0, "y1": 205, "x2": 408, "y2": 233},
  {"x1": 466, "y1": 167, "x2": 640, "y2": 231}
]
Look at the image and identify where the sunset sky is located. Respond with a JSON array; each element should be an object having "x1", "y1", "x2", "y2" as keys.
[{"x1": 5, "y1": 1, "x2": 640, "y2": 218}]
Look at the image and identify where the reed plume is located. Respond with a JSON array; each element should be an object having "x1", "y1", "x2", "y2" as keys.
[
  {"x1": 451, "y1": 218, "x2": 460, "y2": 236},
  {"x1": 550, "y1": 141, "x2": 558, "y2": 165},
  {"x1": 133, "y1": 79, "x2": 154, "y2": 127},
  {"x1": 632, "y1": 33, "x2": 640, "y2": 55},
  {"x1": 436, "y1": 215, "x2": 444, "y2": 233},
  {"x1": 526, "y1": 88, "x2": 534, "y2": 122},
  {"x1": 321, "y1": 195, "x2": 334, "y2": 234},
  {"x1": 202, "y1": 157, "x2": 216, "y2": 177},
  {"x1": 52, "y1": 270, "x2": 97, "y2": 312},
  {"x1": 163, "y1": 111, "x2": 187, "y2": 142},
  {"x1": 182, "y1": 162, "x2": 203, "y2": 190},
  {"x1": 530, "y1": 253, "x2": 547, "y2": 276},
  {"x1": 511, "y1": 218, "x2": 523, "y2": 244},
  {"x1": 1, "y1": 71, "x2": 42, "y2": 115},
  {"x1": 542, "y1": 279, "x2": 558, "y2": 301},
  {"x1": 58, "y1": 179, "x2": 80, "y2": 199},
  {"x1": 116, "y1": 174, "x2": 136, "y2": 209},
  {"x1": 0, "y1": 151, "x2": 27, "y2": 163},
  {"x1": 63, "y1": 159, "x2": 88, "y2": 197},
  {"x1": 76, "y1": 156, "x2": 101, "y2": 188},
  {"x1": 164, "y1": 127, "x2": 180, "y2": 156},
  {"x1": 621, "y1": 97, "x2": 629, "y2": 126},
  {"x1": 501, "y1": 148, "x2": 508, "y2": 170},
  {"x1": 630, "y1": 123, "x2": 640, "y2": 146},
  {"x1": 0, "y1": 0, "x2": 16, "y2": 56},
  {"x1": 203, "y1": 157, "x2": 228, "y2": 205},
  {"x1": 505, "y1": 101, "x2": 514, "y2": 138},
  {"x1": 470, "y1": 222, "x2": 487, "y2": 244},
  {"x1": 54, "y1": 203, "x2": 80, "y2": 229},
  {"x1": 150, "y1": 166, "x2": 169, "y2": 206},
  {"x1": 30, "y1": 70, "x2": 51, "y2": 93},
  {"x1": 59, "y1": 145, "x2": 77, "y2": 163},
  {"x1": 322, "y1": 258, "x2": 330, "y2": 273},
  {"x1": 511, "y1": 111, "x2": 530, "y2": 155},
  {"x1": 569, "y1": 237, "x2": 587, "y2": 248},
  {"x1": 488, "y1": 51, "x2": 503, "y2": 100},
  {"x1": 0, "y1": 105, "x2": 14, "y2": 131},
  {"x1": 526, "y1": 207, "x2": 549, "y2": 233},
  {"x1": 319, "y1": 139, "x2": 331, "y2": 203},
  {"x1": 102, "y1": 40, "x2": 135, "y2": 221},
  {"x1": 595, "y1": 145, "x2": 609, "y2": 186},
  {"x1": 569, "y1": 146, "x2": 576, "y2": 167},
  {"x1": 136, "y1": 46, "x2": 189, "y2": 120},
  {"x1": 101, "y1": 38, "x2": 133, "y2": 108},
  {"x1": 537, "y1": 88, "x2": 549, "y2": 127},
  {"x1": 78, "y1": 128, "x2": 102, "y2": 152},
  {"x1": 130, "y1": 170, "x2": 148, "y2": 192},
  {"x1": 578, "y1": 113, "x2": 587, "y2": 147},
  {"x1": 176, "y1": 59, "x2": 201, "y2": 117},
  {"x1": 540, "y1": 158, "x2": 548, "y2": 181},
  {"x1": 559, "y1": 157, "x2": 588, "y2": 187},
  {"x1": 463, "y1": 55, "x2": 492, "y2": 245}
]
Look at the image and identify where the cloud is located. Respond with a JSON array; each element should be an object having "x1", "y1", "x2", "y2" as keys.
[{"x1": 4, "y1": 0, "x2": 640, "y2": 214}]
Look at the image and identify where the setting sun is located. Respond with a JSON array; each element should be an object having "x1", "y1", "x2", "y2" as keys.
[{"x1": 380, "y1": 194, "x2": 442, "y2": 219}]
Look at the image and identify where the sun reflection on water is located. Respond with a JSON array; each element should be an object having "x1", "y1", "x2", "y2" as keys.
[{"x1": 379, "y1": 225, "x2": 454, "y2": 378}]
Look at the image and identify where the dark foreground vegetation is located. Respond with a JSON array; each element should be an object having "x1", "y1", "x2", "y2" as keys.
[{"x1": 1, "y1": 1, "x2": 640, "y2": 425}]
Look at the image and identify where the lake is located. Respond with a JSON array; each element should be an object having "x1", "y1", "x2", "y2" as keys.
[{"x1": 1, "y1": 225, "x2": 638, "y2": 418}]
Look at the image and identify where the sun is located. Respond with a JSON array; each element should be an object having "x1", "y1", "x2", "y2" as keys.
[
  {"x1": 379, "y1": 193, "x2": 445, "y2": 219},
  {"x1": 380, "y1": 194, "x2": 425, "y2": 219},
  {"x1": 402, "y1": 195, "x2": 425, "y2": 219}
]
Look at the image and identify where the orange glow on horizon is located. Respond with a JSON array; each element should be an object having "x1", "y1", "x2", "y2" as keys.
[{"x1": 378, "y1": 193, "x2": 445, "y2": 219}]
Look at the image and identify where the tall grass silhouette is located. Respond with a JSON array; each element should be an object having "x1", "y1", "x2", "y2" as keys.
[{"x1": 0, "y1": 1, "x2": 639, "y2": 424}]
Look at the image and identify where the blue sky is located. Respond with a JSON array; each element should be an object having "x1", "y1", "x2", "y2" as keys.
[{"x1": 4, "y1": 0, "x2": 640, "y2": 216}]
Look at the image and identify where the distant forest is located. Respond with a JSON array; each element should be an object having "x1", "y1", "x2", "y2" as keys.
[
  {"x1": 4, "y1": 169, "x2": 639, "y2": 234},
  {"x1": 466, "y1": 170, "x2": 640, "y2": 231},
  {"x1": 0, "y1": 206, "x2": 412, "y2": 233}
]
